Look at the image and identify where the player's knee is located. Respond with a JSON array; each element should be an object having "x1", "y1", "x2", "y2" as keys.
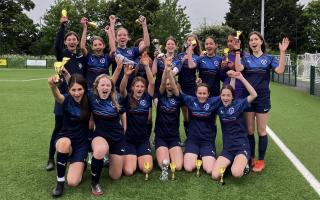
[
  {"x1": 211, "y1": 170, "x2": 220, "y2": 180},
  {"x1": 109, "y1": 171, "x2": 122, "y2": 180},
  {"x1": 231, "y1": 168, "x2": 244, "y2": 178},
  {"x1": 183, "y1": 163, "x2": 194, "y2": 172},
  {"x1": 67, "y1": 177, "x2": 81, "y2": 187},
  {"x1": 203, "y1": 166, "x2": 212, "y2": 174},
  {"x1": 92, "y1": 146, "x2": 108, "y2": 159},
  {"x1": 123, "y1": 167, "x2": 135, "y2": 176},
  {"x1": 57, "y1": 139, "x2": 71, "y2": 153}
]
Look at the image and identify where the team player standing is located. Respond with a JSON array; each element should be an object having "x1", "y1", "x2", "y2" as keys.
[{"x1": 46, "y1": 12, "x2": 289, "y2": 197}]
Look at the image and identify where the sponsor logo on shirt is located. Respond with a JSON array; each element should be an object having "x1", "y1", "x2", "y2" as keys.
[{"x1": 78, "y1": 63, "x2": 83, "y2": 69}]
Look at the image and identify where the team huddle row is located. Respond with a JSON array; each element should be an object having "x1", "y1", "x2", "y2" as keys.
[{"x1": 46, "y1": 14, "x2": 290, "y2": 197}]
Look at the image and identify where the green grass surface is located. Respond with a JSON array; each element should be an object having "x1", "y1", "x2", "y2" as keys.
[{"x1": 0, "y1": 69, "x2": 319, "y2": 200}]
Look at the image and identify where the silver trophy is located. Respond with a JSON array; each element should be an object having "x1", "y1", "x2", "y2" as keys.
[
  {"x1": 159, "y1": 159, "x2": 169, "y2": 181},
  {"x1": 115, "y1": 53, "x2": 137, "y2": 67},
  {"x1": 152, "y1": 39, "x2": 165, "y2": 59}
]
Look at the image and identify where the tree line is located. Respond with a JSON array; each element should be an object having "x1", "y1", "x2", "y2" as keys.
[{"x1": 0, "y1": 0, "x2": 319, "y2": 55}]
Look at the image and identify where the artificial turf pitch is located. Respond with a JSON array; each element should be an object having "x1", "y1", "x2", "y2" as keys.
[{"x1": 0, "y1": 69, "x2": 319, "y2": 199}]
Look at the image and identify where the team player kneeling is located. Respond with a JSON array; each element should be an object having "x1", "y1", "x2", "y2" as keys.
[{"x1": 46, "y1": 14, "x2": 289, "y2": 197}]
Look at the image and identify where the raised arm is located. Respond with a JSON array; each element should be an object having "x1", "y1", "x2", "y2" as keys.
[
  {"x1": 234, "y1": 40, "x2": 244, "y2": 72},
  {"x1": 80, "y1": 17, "x2": 88, "y2": 56},
  {"x1": 109, "y1": 15, "x2": 116, "y2": 47},
  {"x1": 48, "y1": 76, "x2": 65, "y2": 104},
  {"x1": 54, "y1": 17, "x2": 68, "y2": 61},
  {"x1": 140, "y1": 52, "x2": 154, "y2": 96},
  {"x1": 166, "y1": 58, "x2": 179, "y2": 96},
  {"x1": 229, "y1": 71, "x2": 257, "y2": 103},
  {"x1": 137, "y1": 16, "x2": 150, "y2": 53},
  {"x1": 186, "y1": 45, "x2": 197, "y2": 69},
  {"x1": 151, "y1": 50, "x2": 159, "y2": 75},
  {"x1": 120, "y1": 65, "x2": 134, "y2": 97},
  {"x1": 111, "y1": 56, "x2": 123, "y2": 84},
  {"x1": 274, "y1": 37, "x2": 290, "y2": 74}
]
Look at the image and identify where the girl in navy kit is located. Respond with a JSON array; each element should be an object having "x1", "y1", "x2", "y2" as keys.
[
  {"x1": 154, "y1": 58, "x2": 183, "y2": 170},
  {"x1": 88, "y1": 57, "x2": 124, "y2": 196},
  {"x1": 46, "y1": 15, "x2": 86, "y2": 171},
  {"x1": 179, "y1": 84, "x2": 221, "y2": 174},
  {"x1": 152, "y1": 36, "x2": 180, "y2": 107},
  {"x1": 120, "y1": 53, "x2": 155, "y2": 176},
  {"x1": 178, "y1": 33, "x2": 201, "y2": 139},
  {"x1": 212, "y1": 71, "x2": 257, "y2": 180},
  {"x1": 48, "y1": 74, "x2": 90, "y2": 197},
  {"x1": 235, "y1": 31, "x2": 289, "y2": 172},
  {"x1": 196, "y1": 36, "x2": 222, "y2": 97},
  {"x1": 221, "y1": 32, "x2": 247, "y2": 99}
]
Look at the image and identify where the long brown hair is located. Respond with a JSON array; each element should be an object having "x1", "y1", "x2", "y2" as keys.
[
  {"x1": 130, "y1": 76, "x2": 147, "y2": 109},
  {"x1": 68, "y1": 74, "x2": 90, "y2": 120},
  {"x1": 93, "y1": 74, "x2": 120, "y2": 112},
  {"x1": 183, "y1": 33, "x2": 201, "y2": 56},
  {"x1": 220, "y1": 84, "x2": 235, "y2": 99},
  {"x1": 248, "y1": 31, "x2": 267, "y2": 54}
]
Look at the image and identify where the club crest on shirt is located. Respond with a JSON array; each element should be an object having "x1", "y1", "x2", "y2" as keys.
[
  {"x1": 204, "y1": 103, "x2": 210, "y2": 111},
  {"x1": 214, "y1": 61, "x2": 219, "y2": 66},
  {"x1": 140, "y1": 99, "x2": 146, "y2": 106},
  {"x1": 78, "y1": 63, "x2": 83, "y2": 69},
  {"x1": 169, "y1": 98, "x2": 176, "y2": 105},
  {"x1": 100, "y1": 58, "x2": 105, "y2": 64},
  {"x1": 228, "y1": 107, "x2": 235, "y2": 114},
  {"x1": 127, "y1": 49, "x2": 133, "y2": 55},
  {"x1": 261, "y1": 59, "x2": 268, "y2": 65}
]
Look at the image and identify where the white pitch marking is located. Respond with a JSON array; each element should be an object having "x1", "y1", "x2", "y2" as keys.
[
  {"x1": 0, "y1": 78, "x2": 47, "y2": 82},
  {"x1": 267, "y1": 126, "x2": 320, "y2": 196}
]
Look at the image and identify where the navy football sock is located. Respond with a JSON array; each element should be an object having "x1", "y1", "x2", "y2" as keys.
[
  {"x1": 91, "y1": 157, "x2": 103, "y2": 184},
  {"x1": 248, "y1": 134, "x2": 255, "y2": 158},
  {"x1": 56, "y1": 152, "x2": 69, "y2": 181},
  {"x1": 258, "y1": 135, "x2": 268, "y2": 160}
]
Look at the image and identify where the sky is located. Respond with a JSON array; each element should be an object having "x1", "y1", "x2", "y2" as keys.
[{"x1": 26, "y1": 0, "x2": 312, "y2": 30}]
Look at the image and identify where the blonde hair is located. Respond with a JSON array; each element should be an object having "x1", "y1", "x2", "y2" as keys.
[{"x1": 93, "y1": 74, "x2": 120, "y2": 112}]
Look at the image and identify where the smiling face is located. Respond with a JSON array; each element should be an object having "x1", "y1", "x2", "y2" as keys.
[
  {"x1": 196, "y1": 86, "x2": 209, "y2": 103},
  {"x1": 186, "y1": 36, "x2": 196, "y2": 50},
  {"x1": 69, "y1": 83, "x2": 84, "y2": 103},
  {"x1": 116, "y1": 28, "x2": 129, "y2": 48},
  {"x1": 249, "y1": 33, "x2": 263, "y2": 53},
  {"x1": 96, "y1": 77, "x2": 112, "y2": 100},
  {"x1": 91, "y1": 38, "x2": 105, "y2": 56},
  {"x1": 220, "y1": 88, "x2": 234, "y2": 107},
  {"x1": 132, "y1": 80, "x2": 145, "y2": 99},
  {"x1": 165, "y1": 39, "x2": 176, "y2": 54},
  {"x1": 64, "y1": 34, "x2": 79, "y2": 52},
  {"x1": 205, "y1": 37, "x2": 216, "y2": 56}
]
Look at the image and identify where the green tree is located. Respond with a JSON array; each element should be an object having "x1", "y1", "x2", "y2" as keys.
[
  {"x1": 225, "y1": 0, "x2": 305, "y2": 53},
  {"x1": 150, "y1": 0, "x2": 191, "y2": 48},
  {"x1": 301, "y1": 0, "x2": 320, "y2": 53},
  {"x1": 36, "y1": 0, "x2": 160, "y2": 55},
  {"x1": 195, "y1": 25, "x2": 235, "y2": 53},
  {"x1": 0, "y1": 0, "x2": 38, "y2": 54}
]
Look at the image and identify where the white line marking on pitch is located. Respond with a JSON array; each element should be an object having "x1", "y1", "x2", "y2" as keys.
[
  {"x1": 0, "y1": 78, "x2": 47, "y2": 82},
  {"x1": 267, "y1": 126, "x2": 320, "y2": 196}
]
